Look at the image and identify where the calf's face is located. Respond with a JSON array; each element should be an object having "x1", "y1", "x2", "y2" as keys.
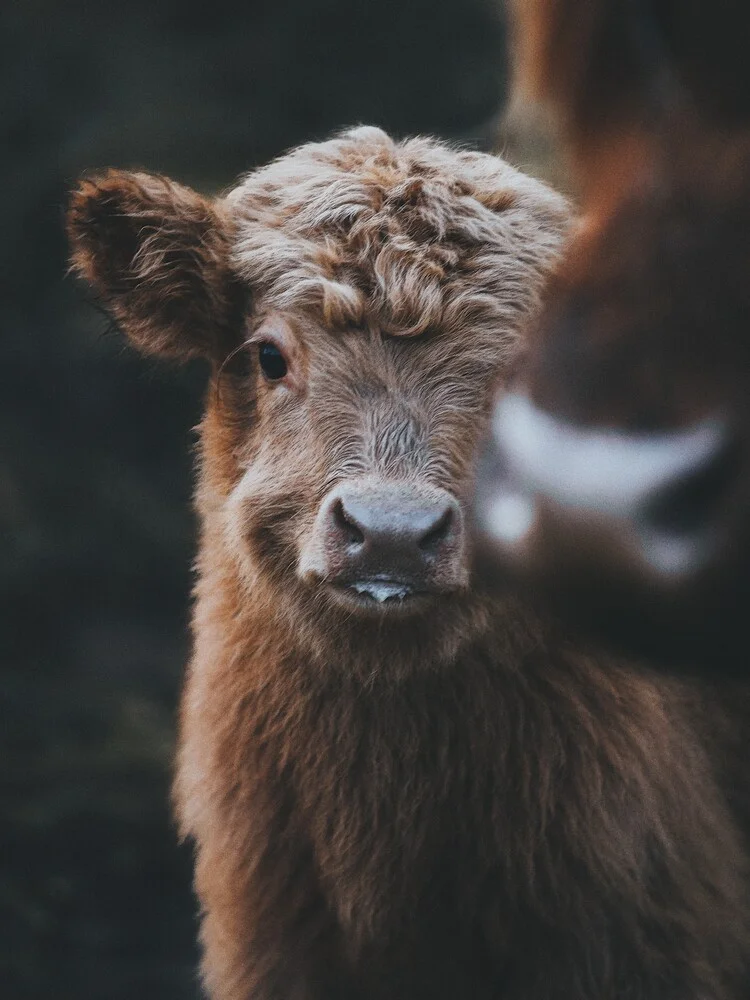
[
  {"x1": 68, "y1": 129, "x2": 569, "y2": 660},
  {"x1": 222, "y1": 310, "x2": 497, "y2": 621}
]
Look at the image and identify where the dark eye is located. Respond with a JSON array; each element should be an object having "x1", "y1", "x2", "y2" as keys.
[{"x1": 258, "y1": 342, "x2": 288, "y2": 381}]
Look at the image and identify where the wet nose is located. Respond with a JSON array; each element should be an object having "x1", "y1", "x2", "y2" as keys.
[
  {"x1": 302, "y1": 479, "x2": 466, "y2": 594},
  {"x1": 333, "y1": 490, "x2": 455, "y2": 559},
  {"x1": 643, "y1": 433, "x2": 742, "y2": 545}
]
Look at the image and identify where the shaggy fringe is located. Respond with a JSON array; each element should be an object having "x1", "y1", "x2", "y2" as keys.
[{"x1": 226, "y1": 126, "x2": 569, "y2": 338}]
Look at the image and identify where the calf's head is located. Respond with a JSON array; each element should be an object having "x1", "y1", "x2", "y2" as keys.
[{"x1": 68, "y1": 128, "x2": 568, "y2": 664}]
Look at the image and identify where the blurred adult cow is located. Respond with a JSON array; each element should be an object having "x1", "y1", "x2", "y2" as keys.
[{"x1": 478, "y1": 0, "x2": 750, "y2": 671}]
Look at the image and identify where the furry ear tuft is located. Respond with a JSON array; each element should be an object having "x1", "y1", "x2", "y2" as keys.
[{"x1": 67, "y1": 170, "x2": 243, "y2": 362}]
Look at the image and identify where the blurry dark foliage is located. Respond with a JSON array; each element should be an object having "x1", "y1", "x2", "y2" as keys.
[{"x1": 0, "y1": 1, "x2": 507, "y2": 997}]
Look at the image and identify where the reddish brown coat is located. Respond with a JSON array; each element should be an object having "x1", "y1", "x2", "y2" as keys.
[{"x1": 478, "y1": 2, "x2": 750, "y2": 665}]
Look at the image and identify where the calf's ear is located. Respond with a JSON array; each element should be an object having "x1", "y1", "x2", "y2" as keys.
[{"x1": 67, "y1": 170, "x2": 242, "y2": 362}]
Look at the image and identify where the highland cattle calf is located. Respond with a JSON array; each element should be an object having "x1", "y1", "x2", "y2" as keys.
[
  {"x1": 478, "y1": 0, "x2": 750, "y2": 671},
  {"x1": 68, "y1": 127, "x2": 750, "y2": 999}
]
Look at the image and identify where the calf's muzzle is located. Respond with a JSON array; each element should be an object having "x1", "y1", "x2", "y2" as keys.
[{"x1": 300, "y1": 479, "x2": 466, "y2": 606}]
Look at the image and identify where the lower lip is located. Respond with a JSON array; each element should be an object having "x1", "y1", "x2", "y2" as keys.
[
  {"x1": 329, "y1": 580, "x2": 431, "y2": 609},
  {"x1": 350, "y1": 580, "x2": 417, "y2": 603}
]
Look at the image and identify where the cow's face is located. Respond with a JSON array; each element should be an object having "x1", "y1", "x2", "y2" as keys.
[
  {"x1": 476, "y1": 146, "x2": 750, "y2": 667},
  {"x1": 67, "y1": 128, "x2": 569, "y2": 665}
]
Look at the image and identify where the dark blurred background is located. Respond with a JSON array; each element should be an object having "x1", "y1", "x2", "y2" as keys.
[{"x1": 1, "y1": 2, "x2": 512, "y2": 997}]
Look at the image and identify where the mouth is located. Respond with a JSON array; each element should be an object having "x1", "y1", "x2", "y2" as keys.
[
  {"x1": 326, "y1": 576, "x2": 434, "y2": 612},
  {"x1": 349, "y1": 578, "x2": 418, "y2": 603}
]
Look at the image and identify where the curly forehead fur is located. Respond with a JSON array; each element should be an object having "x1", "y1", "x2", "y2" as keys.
[{"x1": 225, "y1": 126, "x2": 569, "y2": 336}]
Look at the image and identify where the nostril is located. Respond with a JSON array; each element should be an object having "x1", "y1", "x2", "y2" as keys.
[
  {"x1": 418, "y1": 507, "x2": 454, "y2": 551},
  {"x1": 646, "y1": 437, "x2": 742, "y2": 537},
  {"x1": 332, "y1": 499, "x2": 365, "y2": 546}
]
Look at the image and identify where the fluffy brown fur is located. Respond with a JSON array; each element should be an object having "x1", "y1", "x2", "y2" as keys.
[
  {"x1": 68, "y1": 170, "x2": 244, "y2": 361},
  {"x1": 508, "y1": 0, "x2": 750, "y2": 187},
  {"x1": 68, "y1": 127, "x2": 750, "y2": 998},
  {"x1": 506, "y1": 0, "x2": 750, "y2": 432}
]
